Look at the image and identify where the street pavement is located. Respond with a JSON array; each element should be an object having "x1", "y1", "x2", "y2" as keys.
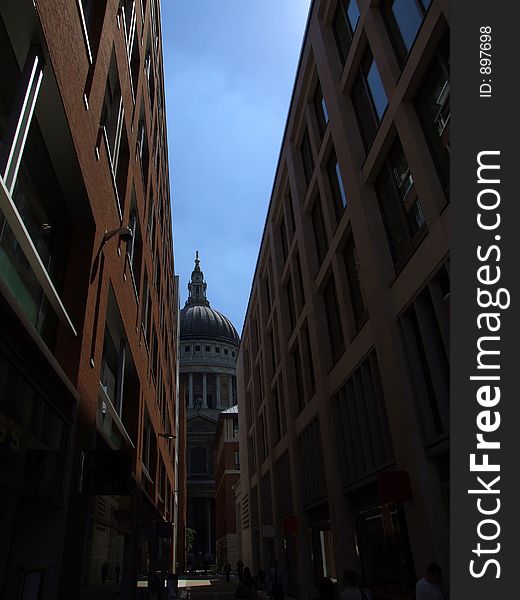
[{"x1": 179, "y1": 572, "x2": 237, "y2": 600}]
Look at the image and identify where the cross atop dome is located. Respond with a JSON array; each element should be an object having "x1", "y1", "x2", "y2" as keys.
[{"x1": 186, "y1": 250, "x2": 210, "y2": 306}]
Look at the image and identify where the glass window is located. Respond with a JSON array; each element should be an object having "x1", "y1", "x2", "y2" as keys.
[
  {"x1": 375, "y1": 137, "x2": 426, "y2": 266},
  {"x1": 327, "y1": 148, "x2": 348, "y2": 220},
  {"x1": 311, "y1": 195, "x2": 328, "y2": 267},
  {"x1": 184, "y1": 346, "x2": 190, "y2": 352},
  {"x1": 0, "y1": 354, "x2": 67, "y2": 500},
  {"x1": 0, "y1": 31, "x2": 71, "y2": 348},
  {"x1": 292, "y1": 345, "x2": 305, "y2": 414},
  {"x1": 351, "y1": 50, "x2": 388, "y2": 150},
  {"x1": 286, "y1": 279, "x2": 296, "y2": 333},
  {"x1": 300, "y1": 128, "x2": 314, "y2": 188},
  {"x1": 323, "y1": 275, "x2": 344, "y2": 363},
  {"x1": 383, "y1": 0, "x2": 430, "y2": 63},
  {"x1": 343, "y1": 235, "x2": 367, "y2": 331},
  {"x1": 332, "y1": 0, "x2": 360, "y2": 65},
  {"x1": 128, "y1": 192, "x2": 143, "y2": 288},
  {"x1": 347, "y1": 0, "x2": 361, "y2": 31},
  {"x1": 279, "y1": 217, "x2": 289, "y2": 264},
  {"x1": 367, "y1": 60, "x2": 388, "y2": 119},
  {"x1": 78, "y1": 0, "x2": 106, "y2": 63},
  {"x1": 314, "y1": 81, "x2": 329, "y2": 138},
  {"x1": 415, "y1": 34, "x2": 450, "y2": 193}
]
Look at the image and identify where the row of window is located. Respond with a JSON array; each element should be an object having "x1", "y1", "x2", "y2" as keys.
[
  {"x1": 247, "y1": 257, "x2": 449, "y2": 478},
  {"x1": 183, "y1": 344, "x2": 236, "y2": 357}
]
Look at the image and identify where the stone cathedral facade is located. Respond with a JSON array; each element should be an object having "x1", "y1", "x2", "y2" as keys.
[{"x1": 180, "y1": 253, "x2": 239, "y2": 559}]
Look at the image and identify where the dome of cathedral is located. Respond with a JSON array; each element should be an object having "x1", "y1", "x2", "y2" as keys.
[
  {"x1": 179, "y1": 252, "x2": 239, "y2": 346},
  {"x1": 180, "y1": 304, "x2": 239, "y2": 344}
]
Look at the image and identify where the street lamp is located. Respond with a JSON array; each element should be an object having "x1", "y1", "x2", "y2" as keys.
[{"x1": 102, "y1": 226, "x2": 133, "y2": 245}]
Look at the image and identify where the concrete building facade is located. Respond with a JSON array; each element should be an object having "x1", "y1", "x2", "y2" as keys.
[
  {"x1": 0, "y1": 0, "x2": 182, "y2": 598},
  {"x1": 180, "y1": 255, "x2": 239, "y2": 562},
  {"x1": 237, "y1": 1, "x2": 449, "y2": 599}
]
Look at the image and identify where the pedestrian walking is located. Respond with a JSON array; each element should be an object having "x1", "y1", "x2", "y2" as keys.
[
  {"x1": 167, "y1": 572, "x2": 179, "y2": 600},
  {"x1": 237, "y1": 559, "x2": 244, "y2": 582},
  {"x1": 101, "y1": 561, "x2": 109, "y2": 585},
  {"x1": 267, "y1": 560, "x2": 286, "y2": 600},
  {"x1": 318, "y1": 577, "x2": 337, "y2": 600},
  {"x1": 416, "y1": 563, "x2": 447, "y2": 600},
  {"x1": 256, "y1": 568, "x2": 265, "y2": 590},
  {"x1": 235, "y1": 580, "x2": 254, "y2": 600},
  {"x1": 339, "y1": 570, "x2": 373, "y2": 600},
  {"x1": 243, "y1": 567, "x2": 257, "y2": 599}
]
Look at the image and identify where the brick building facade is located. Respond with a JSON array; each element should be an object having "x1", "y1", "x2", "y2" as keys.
[
  {"x1": 0, "y1": 0, "x2": 182, "y2": 598},
  {"x1": 214, "y1": 406, "x2": 241, "y2": 569}
]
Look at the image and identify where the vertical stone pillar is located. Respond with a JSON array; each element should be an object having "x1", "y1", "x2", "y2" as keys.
[
  {"x1": 202, "y1": 373, "x2": 208, "y2": 409},
  {"x1": 216, "y1": 374, "x2": 221, "y2": 408},
  {"x1": 188, "y1": 373, "x2": 193, "y2": 408},
  {"x1": 228, "y1": 375, "x2": 233, "y2": 406}
]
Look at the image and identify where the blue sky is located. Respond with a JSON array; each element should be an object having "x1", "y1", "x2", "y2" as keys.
[{"x1": 161, "y1": 1, "x2": 312, "y2": 333}]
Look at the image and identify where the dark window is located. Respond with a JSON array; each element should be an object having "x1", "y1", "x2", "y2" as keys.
[
  {"x1": 375, "y1": 137, "x2": 426, "y2": 267},
  {"x1": 300, "y1": 128, "x2": 314, "y2": 188},
  {"x1": 323, "y1": 275, "x2": 345, "y2": 363},
  {"x1": 101, "y1": 50, "x2": 129, "y2": 215},
  {"x1": 297, "y1": 418, "x2": 327, "y2": 507},
  {"x1": 332, "y1": 0, "x2": 360, "y2": 65},
  {"x1": 311, "y1": 195, "x2": 328, "y2": 267},
  {"x1": 137, "y1": 115, "x2": 150, "y2": 187},
  {"x1": 0, "y1": 34, "x2": 71, "y2": 348},
  {"x1": 331, "y1": 350, "x2": 394, "y2": 484},
  {"x1": 294, "y1": 253, "x2": 305, "y2": 315},
  {"x1": 415, "y1": 34, "x2": 450, "y2": 192},
  {"x1": 351, "y1": 49, "x2": 388, "y2": 150},
  {"x1": 128, "y1": 192, "x2": 143, "y2": 290},
  {"x1": 286, "y1": 194, "x2": 296, "y2": 241},
  {"x1": 184, "y1": 345, "x2": 190, "y2": 352},
  {"x1": 258, "y1": 413, "x2": 267, "y2": 462},
  {"x1": 292, "y1": 344, "x2": 305, "y2": 415},
  {"x1": 327, "y1": 147, "x2": 348, "y2": 220},
  {"x1": 286, "y1": 279, "x2": 296, "y2": 333},
  {"x1": 205, "y1": 346, "x2": 211, "y2": 352},
  {"x1": 302, "y1": 324, "x2": 316, "y2": 397},
  {"x1": 151, "y1": 326, "x2": 158, "y2": 379},
  {"x1": 275, "y1": 452, "x2": 293, "y2": 517},
  {"x1": 343, "y1": 235, "x2": 368, "y2": 331},
  {"x1": 314, "y1": 81, "x2": 329, "y2": 138},
  {"x1": 215, "y1": 346, "x2": 220, "y2": 353},
  {"x1": 272, "y1": 386, "x2": 282, "y2": 443},
  {"x1": 190, "y1": 446, "x2": 207, "y2": 474},
  {"x1": 78, "y1": 0, "x2": 106, "y2": 63},
  {"x1": 279, "y1": 217, "x2": 289, "y2": 264},
  {"x1": 144, "y1": 43, "x2": 155, "y2": 109},
  {"x1": 382, "y1": 0, "x2": 430, "y2": 63},
  {"x1": 400, "y1": 263, "x2": 450, "y2": 445},
  {"x1": 128, "y1": 15, "x2": 140, "y2": 100},
  {"x1": 195, "y1": 345, "x2": 200, "y2": 352},
  {"x1": 224, "y1": 348, "x2": 229, "y2": 355}
]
